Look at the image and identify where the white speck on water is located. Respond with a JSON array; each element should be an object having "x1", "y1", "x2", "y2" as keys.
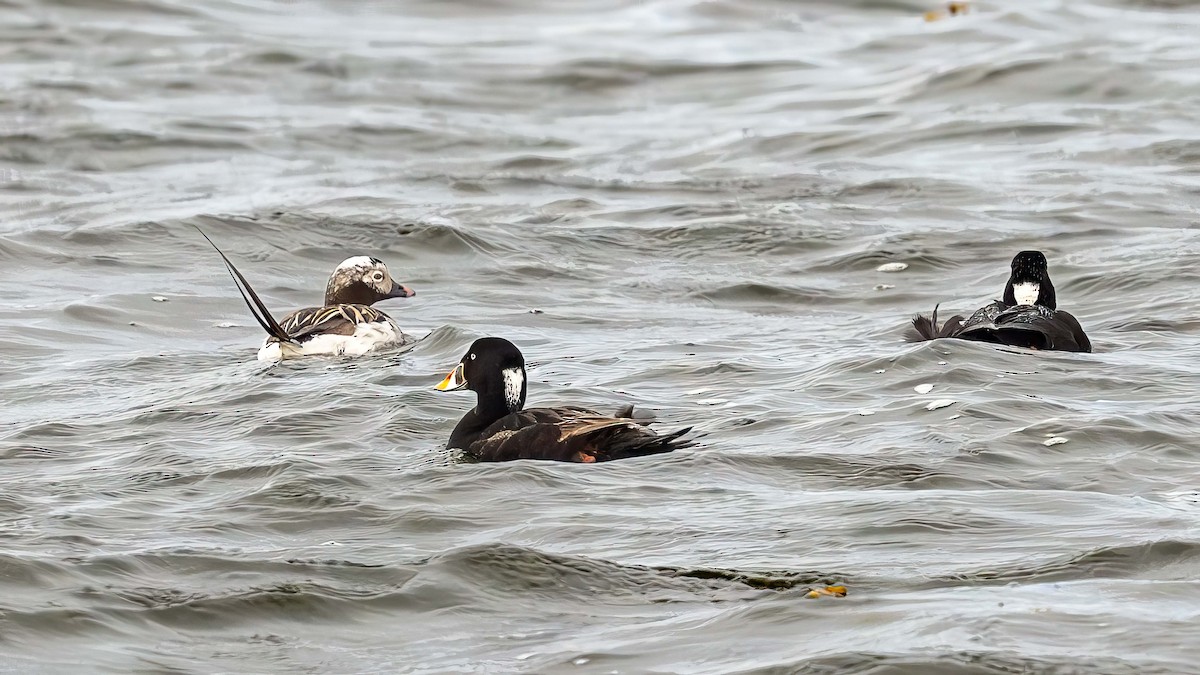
[
  {"x1": 152, "y1": 295, "x2": 169, "y2": 302},
  {"x1": 938, "y1": 361, "x2": 947, "y2": 366},
  {"x1": 925, "y1": 399, "x2": 955, "y2": 411},
  {"x1": 857, "y1": 409, "x2": 875, "y2": 416},
  {"x1": 216, "y1": 321, "x2": 238, "y2": 328},
  {"x1": 696, "y1": 398, "x2": 728, "y2": 406},
  {"x1": 914, "y1": 383, "x2": 934, "y2": 394},
  {"x1": 947, "y1": 414, "x2": 962, "y2": 420},
  {"x1": 876, "y1": 262, "x2": 908, "y2": 272},
  {"x1": 874, "y1": 284, "x2": 895, "y2": 291},
  {"x1": 573, "y1": 658, "x2": 590, "y2": 666},
  {"x1": 874, "y1": 369, "x2": 886, "y2": 374},
  {"x1": 1044, "y1": 436, "x2": 1069, "y2": 447}
]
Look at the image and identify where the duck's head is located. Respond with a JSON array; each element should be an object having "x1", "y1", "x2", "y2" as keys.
[
  {"x1": 1003, "y1": 250, "x2": 1056, "y2": 309},
  {"x1": 436, "y1": 337, "x2": 527, "y2": 414},
  {"x1": 324, "y1": 256, "x2": 415, "y2": 306}
]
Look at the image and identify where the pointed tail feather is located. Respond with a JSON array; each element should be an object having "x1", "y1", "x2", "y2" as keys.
[
  {"x1": 196, "y1": 227, "x2": 294, "y2": 345},
  {"x1": 905, "y1": 304, "x2": 964, "y2": 342}
]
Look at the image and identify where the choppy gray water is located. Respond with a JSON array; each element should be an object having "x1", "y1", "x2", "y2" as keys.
[{"x1": 3, "y1": 0, "x2": 1200, "y2": 672}]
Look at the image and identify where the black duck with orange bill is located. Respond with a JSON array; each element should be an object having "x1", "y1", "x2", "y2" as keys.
[{"x1": 435, "y1": 337, "x2": 693, "y2": 462}]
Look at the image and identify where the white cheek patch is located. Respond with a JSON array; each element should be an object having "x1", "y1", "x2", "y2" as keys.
[
  {"x1": 1013, "y1": 282, "x2": 1040, "y2": 306},
  {"x1": 501, "y1": 367, "x2": 524, "y2": 410}
]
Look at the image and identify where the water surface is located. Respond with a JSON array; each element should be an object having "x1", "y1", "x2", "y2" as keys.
[{"x1": 2, "y1": 0, "x2": 1200, "y2": 672}]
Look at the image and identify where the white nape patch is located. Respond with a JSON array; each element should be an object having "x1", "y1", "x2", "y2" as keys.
[
  {"x1": 257, "y1": 317, "x2": 406, "y2": 361},
  {"x1": 1013, "y1": 281, "x2": 1040, "y2": 306},
  {"x1": 336, "y1": 256, "x2": 380, "y2": 271},
  {"x1": 501, "y1": 367, "x2": 524, "y2": 410}
]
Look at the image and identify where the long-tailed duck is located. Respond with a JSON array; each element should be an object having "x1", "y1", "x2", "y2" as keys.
[{"x1": 198, "y1": 229, "x2": 417, "y2": 361}]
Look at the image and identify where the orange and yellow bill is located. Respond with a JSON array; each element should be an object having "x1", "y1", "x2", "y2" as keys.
[{"x1": 435, "y1": 363, "x2": 467, "y2": 391}]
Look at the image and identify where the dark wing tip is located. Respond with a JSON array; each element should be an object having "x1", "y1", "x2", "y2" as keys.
[
  {"x1": 602, "y1": 424, "x2": 693, "y2": 461},
  {"x1": 660, "y1": 425, "x2": 695, "y2": 450}
]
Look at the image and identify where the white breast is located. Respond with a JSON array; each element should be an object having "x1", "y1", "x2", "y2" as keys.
[
  {"x1": 1012, "y1": 281, "x2": 1040, "y2": 306},
  {"x1": 257, "y1": 317, "x2": 408, "y2": 361}
]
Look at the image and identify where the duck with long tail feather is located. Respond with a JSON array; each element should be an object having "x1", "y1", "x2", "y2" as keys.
[{"x1": 198, "y1": 228, "x2": 417, "y2": 360}]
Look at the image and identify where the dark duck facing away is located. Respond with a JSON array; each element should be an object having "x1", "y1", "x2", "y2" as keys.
[
  {"x1": 907, "y1": 250, "x2": 1092, "y2": 353},
  {"x1": 198, "y1": 228, "x2": 417, "y2": 361},
  {"x1": 435, "y1": 337, "x2": 693, "y2": 463}
]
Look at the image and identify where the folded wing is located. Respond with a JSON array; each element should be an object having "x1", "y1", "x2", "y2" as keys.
[
  {"x1": 276, "y1": 304, "x2": 392, "y2": 342},
  {"x1": 466, "y1": 407, "x2": 692, "y2": 462},
  {"x1": 957, "y1": 305, "x2": 1091, "y2": 352}
]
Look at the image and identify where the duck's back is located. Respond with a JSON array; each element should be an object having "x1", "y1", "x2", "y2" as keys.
[
  {"x1": 960, "y1": 300, "x2": 1008, "y2": 331},
  {"x1": 463, "y1": 406, "x2": 689, "y2": 463},
  {"x1": 957, "y1": 304, "x2": 1091, "y2": 352}
]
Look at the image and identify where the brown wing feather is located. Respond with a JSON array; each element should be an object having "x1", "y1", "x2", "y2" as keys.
[
  {"x1": 468, "y1": 407, "x2": 691, "y2": 463},
  {"x1": 556, "y1": 415, "x2": 643, "y2": 441},
  {"x1": 274, "y1": 304, "x2": 392, "y2": 343}
]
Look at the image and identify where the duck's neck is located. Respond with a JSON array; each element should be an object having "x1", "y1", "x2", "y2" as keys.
[
  {"x1": 447, "y1": 391, "x2": 523, "y2": 449},
  {"x1": 326, "y1": 281, "x2": 378, "y2": 306},
  {"x1": 447, "y1": 408, "x2": 488, "y2": 449}
]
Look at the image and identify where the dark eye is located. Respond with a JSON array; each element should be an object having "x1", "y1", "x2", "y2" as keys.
[{"x1": 372, "y1": 272, "x2": 384, "y2": 282}]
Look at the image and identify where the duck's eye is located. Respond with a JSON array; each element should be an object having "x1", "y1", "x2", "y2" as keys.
[
  {"x1": 372, "y1": 272, "x2": 384, "y2": 282},
  {"x1": 470, "y1": 353, "x2": 476, "y2": 360}
]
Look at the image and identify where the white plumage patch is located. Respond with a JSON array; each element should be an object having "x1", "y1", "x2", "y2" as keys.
[
  {"x1": 502, "y1": 367, "x2": 524, "y2": 410},
  {"x1": 257, "y1": 318, "x2": 406, "y2": 361},
  {"x1": 335, "y1": 256, "x2": 378, "y2": 271},
  {"x1": 1013, "y1": 281, "x2": 1040, "y2": 306}
]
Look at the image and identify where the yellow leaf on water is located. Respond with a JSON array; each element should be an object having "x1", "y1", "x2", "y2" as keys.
[{"x1": 804, "y1": 585, "x2": 848, "y2": 598}]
